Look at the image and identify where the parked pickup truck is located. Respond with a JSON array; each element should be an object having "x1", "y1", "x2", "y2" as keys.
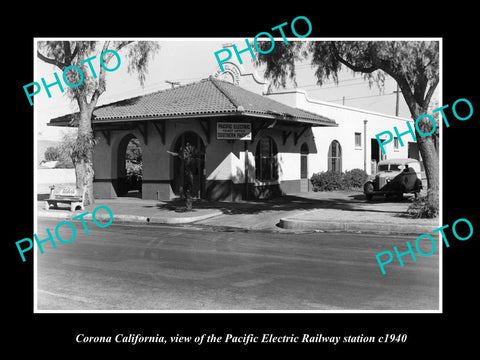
[{"x1": 363, "y1": 158, "x2": 425, "y2": 201}]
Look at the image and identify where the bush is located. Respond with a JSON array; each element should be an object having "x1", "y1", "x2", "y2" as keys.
[
  {"x1": 126, "y1": 160, "x2": 142, "y2": 177},
  {"x1": 311, "y1": 171, "x2": 345, "y2": 191},
  {"x1": 343, "y1": 168, "x2": 369, "y2": 189},
  {"x1": 54, "y1": 159, "x2": 74, "y2": 168},
  {"x1": 44, "y1": 146, "x2": 61, "y2": 161},
  {"x1": 126, "y1": 138, "x2": 142, "y2": 163},
  {"x1": 407, "y1": 190, "x2": 439, "y2": 218},
  {"x1": 311, "y1": 168, "x2": 368, "y2": 192}
]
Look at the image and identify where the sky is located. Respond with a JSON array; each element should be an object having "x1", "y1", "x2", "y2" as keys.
[{"x1": 34, "y1": 39, "x2": 428, "y2": 141}]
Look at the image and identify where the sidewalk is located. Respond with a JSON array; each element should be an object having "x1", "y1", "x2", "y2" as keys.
[
  {"x1": 37, "y1": 196, "x2": 223, "y2": 225},
  {"x1": 37, "y1": 190, "x2": 440, "y2": 235},
  {"x1": 196, "y1": 191, "x2": 439, "y2": 235}
]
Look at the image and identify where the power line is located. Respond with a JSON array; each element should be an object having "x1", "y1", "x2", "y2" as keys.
[
  {"x1": 277, "y1": 75, "x2": 397, "y2": 92},
  {"x1": 300, "y1": 80, "x2": 371, "y2": 91},
  {"x1": 281, "y1": 77, "x2": 368, "y2": 90},
  {"x1": 165, "y1": 80, "x2": 180, "y2": 88},
  {"x1": 393, "y1": 84, "x2": 401, "y2": 116},
  {"x1": 327, "y1": 92, "x2": 395, "y2": 103},
  {"x1": 103, "y1": 76, "x2": 204, "y2": 98}
]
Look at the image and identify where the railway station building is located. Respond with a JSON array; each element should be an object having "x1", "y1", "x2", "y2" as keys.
[{"x1": 49, "y1": 61, "x2": 417, "y2": 202}]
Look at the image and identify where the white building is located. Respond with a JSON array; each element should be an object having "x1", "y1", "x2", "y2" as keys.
[
  {"x1": 266, "y1": 88, "x2": 418, "y2": 178},
  {"x1": 217, "y1": 60, "x2": 419, "y2": 184}
]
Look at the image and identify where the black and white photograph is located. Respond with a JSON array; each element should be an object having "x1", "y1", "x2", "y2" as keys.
[
  {"x1": 32, "y1": 37, "x2": 442, "y2": 312},
  {"x1": 6, "y1": 7, "x2": 478, "y2": 355}
]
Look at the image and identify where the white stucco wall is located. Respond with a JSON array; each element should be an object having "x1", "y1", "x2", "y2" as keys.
[
  {"x1": 266, "y1": 90, "x2": 417, "y2": 175},
  {"x1": 278, "y1": 152, "x2": 300, "y2": 181},
  {"x1": 37, "y1": 168, "x2": 76, "y2": 193}
]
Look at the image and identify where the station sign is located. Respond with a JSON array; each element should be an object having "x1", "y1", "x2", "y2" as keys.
[{"x1": 217, "y1": 122, "x2": 252, "y2": 140}]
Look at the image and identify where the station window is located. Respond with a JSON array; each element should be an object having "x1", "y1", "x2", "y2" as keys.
[
  {"x1": 394, "y1": 137, "x2": 399, "y2": 150},
  {"x1": 355, "y1": 132, "x2": 362, "y2": 148},
  {"x1": 328, "y1": 140, "x2": 342, "y2": 172},
  {"x1": 255, "y1": 136, "x2": 278, "y2": 181}
]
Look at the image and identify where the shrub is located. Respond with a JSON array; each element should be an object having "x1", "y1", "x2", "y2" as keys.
[
  {"x1": 126, "y1": 138, "x2": 142, "y2": 163},
  {"x1": 407, "y1": 190, "x2": 439, "y2": 218},
  {"x1": 311, "y1": 169, "x2": 369, "y2": 192},
  {"x1": 311, "y1": 171, "x2": 345, "y2": 191},
  {"x1": 126, "y1": 160, "x2": 142, "y2": 177},
  {"x1": 343, "y1": 168, "x2": 369, "y2": 189},
  {"x1": 44, "y1": 146, "x2": 61, "y2": 161},
  {"x1": 54, "y1": 159, "x2": 74, "y2": 168}
]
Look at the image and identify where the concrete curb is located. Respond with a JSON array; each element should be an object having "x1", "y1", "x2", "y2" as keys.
[
  {"x1": 37, "y1": 209, "x2": 223, "y2": 225},
  {"x1": 278, "y1": 217, "x2": 436, "y2": 235},
  {"x1": 38, "y1": 209, "x2": 435, "y2": 235},
  {"x1": 149, "y1": 210, "x2": 223, "y2": 224}
]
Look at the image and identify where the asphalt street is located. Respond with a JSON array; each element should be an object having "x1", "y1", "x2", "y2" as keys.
[{"x1": 35, "y1": 219, "x2": 440, "y2": 311}]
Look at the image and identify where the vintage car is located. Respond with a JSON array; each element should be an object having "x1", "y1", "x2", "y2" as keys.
[{"x1": 363, "y1": 158, "x2": 424, "y2": 200}]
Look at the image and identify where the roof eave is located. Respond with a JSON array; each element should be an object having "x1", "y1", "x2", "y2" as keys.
[
  {"x1": 239, "y1": 112, "x2": 337, "y2": 126},
  {"x1": 49, "y1": 110, "x2": 337, "y2": 128},
  {"x1": 91, "y1": 112, "x2": 241, "y2": 124},
  {"x1": 49, "y1": 111, "x2": 243, "y2": 126}
]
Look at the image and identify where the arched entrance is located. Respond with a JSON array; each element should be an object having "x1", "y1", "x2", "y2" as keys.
[
  {"x1": 116, "y1": 134, "x2": 142, "y2": 197},
  {"x1": 300, "y1": 143, "x2": 309, "y2": 192},
  {"x1": 172, "y1": 131, "x2": 205, "y2": 199},
  {"x1": 328, "y1": 140, "x2": 342, "y2": 172},
  {"x1": 255, "y1": 136, "x2": 278, "y2": 181}
]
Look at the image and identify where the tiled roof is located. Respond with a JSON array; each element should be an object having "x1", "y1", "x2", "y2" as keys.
[{"x1": 50, "y1": 76, "x2": 336, "y2": 126}]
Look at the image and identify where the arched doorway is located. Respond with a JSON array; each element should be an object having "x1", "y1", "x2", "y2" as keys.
[
  {"x1": 300, "y1": 143, "x2": 309, "y2": 192},
  {"x1": 255, "y1": 136, "x2": 278, "y2": 181},
  {"x1": 116, "y1": 134, "x2": 142, "y2": 197},
  {"x1": 172, "y1": 131, "x2": 205, "y2": 199}
]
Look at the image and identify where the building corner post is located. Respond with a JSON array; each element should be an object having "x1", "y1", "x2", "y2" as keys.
[{"x1": 363, "y1": 119, "x2": 368, "y2": 172}]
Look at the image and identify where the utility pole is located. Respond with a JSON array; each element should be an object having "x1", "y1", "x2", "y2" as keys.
[
  {"x1": 165, "y1": 80, "x2": 180, "y2": 89},
  {"x1": 244, "y1": 141, "x2": 249, "y2": 201},
  {"x1": 393, "y1": 84, "x2": 401, "y2": 116}
]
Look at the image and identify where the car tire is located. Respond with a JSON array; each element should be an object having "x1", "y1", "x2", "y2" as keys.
[
  {"x1": 364, "y1": 182, "x2": 374, "y2": 201},
  {"x1": 396, "y1": 185, "x2": 406, "y2": 201}
]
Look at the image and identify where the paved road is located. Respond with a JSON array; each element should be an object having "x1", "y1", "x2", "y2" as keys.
[{"x1": 36, "y1": 219, "x2": 439, "y2": 311}]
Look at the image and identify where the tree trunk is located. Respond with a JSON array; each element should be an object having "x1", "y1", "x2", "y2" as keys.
[
  {"x1": 183, "y1": 166, "x2": 194, "y2": 211},
  {"x1": 413, "y1": 109, "x2": 439, "y2": 213},
  {"x1": 74, "y1": 103, "x2": 95, "y2": 206},
  {"x1": 416, "y1": 133, "x2": 439, "y2": 192},
  {"x1": 388, "y1": 71, "x2": 439, "y2": 216},
  {"x1": 74, "y1": 155, "x2": 94, "y2": 205}
]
